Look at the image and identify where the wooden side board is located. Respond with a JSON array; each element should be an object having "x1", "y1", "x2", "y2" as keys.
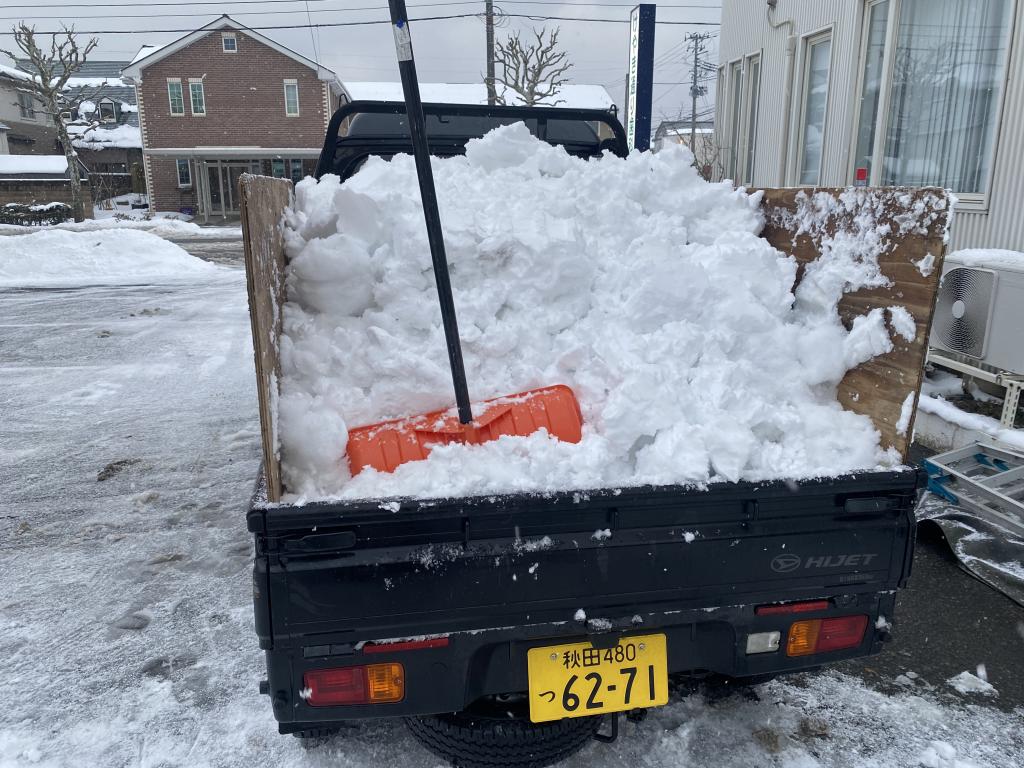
[
  {"x1": 239, "y1": 173, "x2": 292, "y2": 502},
  {"x1": 758, "y1": 187, "x2": 950, "y2": 462}
]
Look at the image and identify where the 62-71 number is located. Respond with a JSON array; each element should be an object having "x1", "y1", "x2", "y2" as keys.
[{"x1": 561, "y1": 665, "x2": 658, "y2": 711}]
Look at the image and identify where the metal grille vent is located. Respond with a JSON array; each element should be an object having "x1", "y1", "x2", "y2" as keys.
[{"x1": 933, "y1": 267, "x2": 996, "y2": 358}]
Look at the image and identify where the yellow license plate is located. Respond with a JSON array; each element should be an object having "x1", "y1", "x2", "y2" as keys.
[{"x1": 526, "y1": 634, "x2": 668, "y2": 722}]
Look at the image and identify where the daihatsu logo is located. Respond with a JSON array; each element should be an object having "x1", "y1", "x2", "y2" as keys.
[
  {"x1": 771, "y1": 553, "x2": 878, "y2": 573},
  {"x1": 771, "y1": 554, "x2": 801, "y2": 573}
]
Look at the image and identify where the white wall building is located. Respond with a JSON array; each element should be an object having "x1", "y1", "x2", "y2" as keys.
[{"x1": 716, "y1": 0, "x2": 1024, "y2": 250}]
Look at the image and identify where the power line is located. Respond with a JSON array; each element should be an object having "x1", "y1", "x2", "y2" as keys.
[
  {"x1": 1, "y1": 0, "x2": 720, "y2": 9},
  {"x1": 0, "y1": 14, "x2": 719, "y2": 35}
]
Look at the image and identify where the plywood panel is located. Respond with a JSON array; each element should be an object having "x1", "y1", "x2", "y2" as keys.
[
  {"x1": 239, "y1": 174, "x2": 292, "y2": 502},
  {"x1": 758, "y1": 187, "x2": 950, "y2": 461}
]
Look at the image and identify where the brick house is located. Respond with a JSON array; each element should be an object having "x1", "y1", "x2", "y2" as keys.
[{"x1": 121, "y1": 16, "x2": 347, "y2": 222}]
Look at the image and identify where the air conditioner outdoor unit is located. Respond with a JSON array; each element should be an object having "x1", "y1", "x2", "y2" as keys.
[{"x1": 930, "y1": 252, "x2": 1024, "y2": 375}]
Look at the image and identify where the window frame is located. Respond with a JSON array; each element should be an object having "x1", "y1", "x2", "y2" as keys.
[
  {"x1": 18, "y1": 91, "x2": 36, "y2": 120},
  {"x1": 189, "y1": 79, "x2": 206, "y2": 116},
  {"x1": 847, "y1": 0, "x2": 1015, "y2": 210},
  {"x1": 176, "y1": 158, "x2": 192, "y2": 188},
  {"x1": 271, "y1": 158, "x2": 286, "y2": 178},
  {"x1": 794, "y1": 27, "x2": 834, "y2": 186},
  {"x1": 290, "y1": 158, "x2": 305, "y2": 183},
  {"x1": 725, "y1": 58, "x2": 744, "y2": 181},
  {"x1": 741, "y1": 51, "x2": 762, "y2": 186},
  {"x1": 284, "y1": 79, "x2": 300, "y2": 117},
  {"x1": 98, "y1": 98, "x2": 117, "y2": 124},
  {"x1": 222, "y1": 32, "x2": 238, "y2": 53},
  {"x1": 167, "y1": 78, "x2": 185, "y2": 116}
]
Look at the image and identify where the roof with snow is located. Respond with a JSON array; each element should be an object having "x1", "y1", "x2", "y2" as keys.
[
  {"x1": 0, "y1": 62, "x2": 32, "y2": 82},
  {"x1": 122, "y1": 15, "x2": 342, "y2": 94},
  {"x1": 343, "y1": 82, "x2": 616, "y2": 110},
  {"x1": 67, "y1": 122, "x2": 142, "y2": 150},
  {"x1": 0, "y1": 155, "x2": 69, "y2": 175}
]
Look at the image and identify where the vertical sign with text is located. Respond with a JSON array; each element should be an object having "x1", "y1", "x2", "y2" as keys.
[{"x1": 626, "y1": 4, "x2": 656, "y2": 152}]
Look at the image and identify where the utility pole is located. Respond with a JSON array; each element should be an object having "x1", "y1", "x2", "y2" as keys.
[
  {"x1": 688, "y1": 32, "x2": 711, "y2": 150},
  {"x1": 485, "y1": 0, "x2": 496, "y2": 105}
]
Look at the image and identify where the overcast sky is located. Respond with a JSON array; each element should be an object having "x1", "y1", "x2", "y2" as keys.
[{"x1": 0, "y1": 1, "x2": 721, "y2": 126}]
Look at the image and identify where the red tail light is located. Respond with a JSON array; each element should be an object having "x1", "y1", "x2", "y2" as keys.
[
  {"x1": 755, "y1": 600, "x2": 830, "y2": 616},
  {"x1": 303, "y1": 663, "x2": 404, "y2": 706},
  {"x1": 817, "y1": 615, "x2": 869, "y2": 653}
]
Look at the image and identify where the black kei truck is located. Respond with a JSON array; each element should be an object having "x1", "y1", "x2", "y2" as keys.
[{"x1": 237, "y1": 101, "x2": 949, "y2": 767}]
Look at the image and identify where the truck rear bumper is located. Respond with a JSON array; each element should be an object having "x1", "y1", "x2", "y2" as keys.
[{"x1": 263, "y1": 590, "x2": 895, "y2": 729}]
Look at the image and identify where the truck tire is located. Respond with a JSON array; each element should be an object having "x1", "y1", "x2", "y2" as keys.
[{"x1": 405, "y1": 710, "x2": 600, "y2": 768}]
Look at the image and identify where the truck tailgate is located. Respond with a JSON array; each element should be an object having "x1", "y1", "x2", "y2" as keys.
[{"x1": 251, "y1": 469, "x2": 918, "y2": 649}]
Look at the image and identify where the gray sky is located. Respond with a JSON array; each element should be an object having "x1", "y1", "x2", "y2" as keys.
[{"x1": 0, "y1": 1, "x2": 721, "y2": 126}]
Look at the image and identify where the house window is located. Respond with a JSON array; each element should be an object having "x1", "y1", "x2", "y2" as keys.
[
  {"x1": 60, "y1": 110, "x2": 72, "y2": 123},
  {"x1": 18, "y1": 92, "x2": 36, "y2": 119},
  {"x1": 284, "y1": 80, "x2": 299, "y2": 116},
  {"x1": 742, "y1": 54, "x2": 761, "y2": 185},
  {"x1": 271, "y1": 159, "x2": 286, "y2": 178},
  {"x1": 222, "y1": 32, "x2": 237, "y2": 52},
  {"x1": 99, "y1": 99, "x2": 117, "y2": 124},
  {"x1": 797, "y1": 32, "x2": 833, "y2": 185},
  {"x1": 290, "y1": 159, "x2": 304, "y2": 183},
  {"x1": 726, "y1": 60, "x2": 743, "y2": 180},
  {"x1": 189, "y1": 80, "x2": 206, "y2": 116},
  {"x1": 167, "y1": 79, "x2": 184, "y2": 116},
  {"x1": 176, "y1": 158, "x2": 192, "y2": 188},
  {"x1": 853, "y1": 0, "x2": 1013, "y2": 199}
]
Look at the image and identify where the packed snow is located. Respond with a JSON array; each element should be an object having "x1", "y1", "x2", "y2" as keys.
[
  {"x1": 278, "y1": 125, "x2": 920, "y2": 501},
  {"x1": 1, "y1": 254, "x2": 1020, "y2": 768},
  {"x1": 0, "y1": 229, "x2": 221, "y2": 287}
]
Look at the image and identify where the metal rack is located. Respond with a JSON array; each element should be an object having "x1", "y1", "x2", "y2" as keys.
[{"x1": 924, "y1": 442, "x2": 1024, "y2": 537}]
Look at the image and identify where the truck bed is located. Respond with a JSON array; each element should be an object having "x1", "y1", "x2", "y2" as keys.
[{"x1": 251, "y1": 468, "x2": 919, "y2": 727}]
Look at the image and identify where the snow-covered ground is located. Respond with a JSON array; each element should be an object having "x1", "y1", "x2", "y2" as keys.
[{"x1": 1, "y1": 231, "x2": 1021, "y2": 766}]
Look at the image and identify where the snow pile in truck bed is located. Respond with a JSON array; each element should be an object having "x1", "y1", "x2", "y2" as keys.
[{"x1": 279, "y1": 123, "x2": 910, "y2": 501}]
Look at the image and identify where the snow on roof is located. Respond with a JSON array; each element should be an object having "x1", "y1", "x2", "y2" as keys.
[
  {"x1": 67, "y1": 123, "x2": 142, "y2": 150},
  {"x1": 63, "y1": 77, "x2": 118, "y2": 89},
  {"x1": 0, "y1": 63, "x2": 33, "y2": 82},
  {"x1": 0, "y1": 155, "x2": 69, "y2": 175},
  {"x1": 343, "y1": 82, "x2": 615, "y2": 110},
  {"x1": 129, "y1": 44, "x2": 165, "y2": 68}
]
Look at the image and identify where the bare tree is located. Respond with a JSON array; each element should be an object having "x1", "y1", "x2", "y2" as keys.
[
  {"x1": 493, "y1": 28, "x2": 572, "y2": 107},
  {"x1": 2, "y1": 24, "x2": 99, "y2": 222}
]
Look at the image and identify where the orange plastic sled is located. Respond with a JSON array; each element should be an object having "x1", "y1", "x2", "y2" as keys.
[{"x1": 347, "y1": 384, "x2": 583, "y2": 475}]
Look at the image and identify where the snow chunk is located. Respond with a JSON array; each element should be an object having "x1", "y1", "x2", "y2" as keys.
[
  {"x1": 573, "y1": 608, "x2": 586, "y2": 622},
  {"x1": 592, "y1": 529, "x2": 611, "y2": 541},
  {"x1": 918, "y1": 740, "x2": 981, "y2": 768},
  {"x1": 946, "y1": 671, "x2": 997, "y2": 696},
  {"x1": 896, "y1": 392, "x2": 915, "y2": 436},
  {"x1": 914, "y1": 252, "x2": 936, "y2": 277},
  {"x1": 888, "y1": 306, "x2": 917, "y2": 342}
]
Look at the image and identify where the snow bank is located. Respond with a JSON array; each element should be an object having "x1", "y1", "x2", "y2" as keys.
[
  {"x1": 0, "y1": 229, "x2": 221, "y2": 287},
  {"x1": 279, "y1": 124, "x2": 914, "y2": 501}
]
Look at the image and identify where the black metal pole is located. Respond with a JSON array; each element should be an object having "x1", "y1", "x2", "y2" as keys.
[{"x1": 387, "y1": 0, "x2": 473, "y2": 424}]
